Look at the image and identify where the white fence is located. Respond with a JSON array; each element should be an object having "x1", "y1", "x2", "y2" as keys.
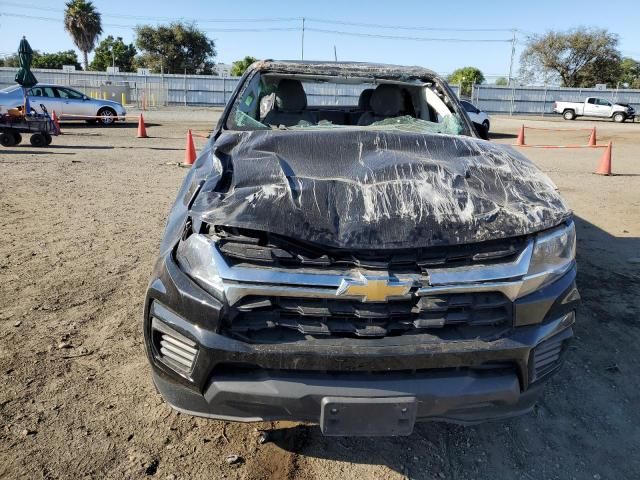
[
  {"x1": 1, "y1": 67, "x2": 461, "y2": 108},
  {"x1": 471, "y1": 84, "x2": 640, "y2": 115},
  {"x1": 6, "y1": 67, "x2": 636, "y2": 114}
]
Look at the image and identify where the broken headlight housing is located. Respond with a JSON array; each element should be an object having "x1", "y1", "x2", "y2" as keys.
[
  {"x1": 175, "y1": 234, "x2": 224, "y2": 299},
  {"x1": 520, "y1": 222, "x2": 576, "y2": 297}
]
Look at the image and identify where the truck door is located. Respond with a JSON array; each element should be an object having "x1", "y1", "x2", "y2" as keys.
[
  {"x1": 584, "y1": 98, "x2": 599, "y2": 116},
  {"x1": 595, "y1": 98, "x2": 613, "y2": 117}
]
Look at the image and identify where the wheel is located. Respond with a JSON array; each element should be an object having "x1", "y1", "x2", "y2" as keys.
[
  {"x1": 482, "y1": 120, "x2": 490, "y2": 132},
  {"x1": 97, "y1": 107, "x2": 116, "y2": 125},
  {"x1": 14, "y1": 132, "x2": 22, "y2": 144},
  {"x1": 30, "y1": 133, "x2": 47, "y2": 147},
  {"x1": 0, "y1": 131, "x2": 18, "y2": 147},
  {"x1": 43, "y1": 133, "x2": 52, "y2": 145},
  {"x1": 563, "y1": 110, "x2": 575, "y2": 120},
  {"x1": 613, "y1": 112, "x2": 625, "y2": 123}
]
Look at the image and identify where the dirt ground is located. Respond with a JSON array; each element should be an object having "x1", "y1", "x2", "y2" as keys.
[{"x1": 1, "y1": 109, "x2": 639, "y2": 480}]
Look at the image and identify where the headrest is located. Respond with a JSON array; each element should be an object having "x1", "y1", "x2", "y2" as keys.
[
  {"x1": 358, "y1": 89, "x2": 373, "y2": 110},
  {"x1": 370, "y1": 85, "x2": 404, "y2": 116},
  {"x1": 275, "y1": 79, "x2": 307, "y2": 113}
]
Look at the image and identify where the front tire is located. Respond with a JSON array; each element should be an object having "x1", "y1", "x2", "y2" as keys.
[
  {"x1": 43, "y1": 133, "x2": 52, "y2": 145},
  {"x1": 563, "y1": 110, "x2": 576, "y2": 120},
  {"x1": 97, "y1": 107, "x2": 116, "y2": 125},
  {"x1": 613, "y1": 112, "x2": 626, "y2": 123}
]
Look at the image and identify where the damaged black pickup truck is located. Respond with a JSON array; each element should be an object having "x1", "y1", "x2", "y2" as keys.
[{"x1": 144, "y1": 61, "x2": 579, "y2": 436}]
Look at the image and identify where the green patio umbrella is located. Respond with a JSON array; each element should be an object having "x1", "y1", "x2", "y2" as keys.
[{"x1": 14, "y1": 36, "x2": 38, "y2": 88}]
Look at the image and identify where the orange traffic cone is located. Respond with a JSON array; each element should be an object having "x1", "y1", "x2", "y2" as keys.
[
  {"x1": 183, "y1": 129, "x2": 196, "y2": 166},
  {"x1": 137, "y1": 114, "x2": 148, "y2": 138},
  {"x1": 588, "y1": 127, "x2": 597, "y2": 147},
  {"x1": 52, "y1": 110, "x2": 61, "y2": 134},
  {"x1": 516, "y1": 124, "x2": 525, "y2": 146},
  {"x1": 594, "y1": 141, "x2": 612, "y2": 176}
]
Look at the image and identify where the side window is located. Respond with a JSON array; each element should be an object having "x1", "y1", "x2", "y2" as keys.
[
  {"x1": 460, "y1": 101, "x2": 473, "y2": 112},
  {"x1": 587, "y1": 98, "x2": 596, "y2": 104},
  {"x1": 29, "y1": 87, "x2": 55, "y2": 97},
  {"x1": 56, "y1": 88, "x2": 84, "y2": 100},
  {"x1": 598, "y1": 99, "x2": 611, "y2": 106}
]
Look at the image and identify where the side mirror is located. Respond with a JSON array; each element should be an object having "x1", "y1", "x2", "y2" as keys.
[{"x1": 83, "y1": 95, "x2": 89, "y2": 101}]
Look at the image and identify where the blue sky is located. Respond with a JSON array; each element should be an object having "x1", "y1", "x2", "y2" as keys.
[{"x1": 1, "y1": 0, "x2": 639, "y2": 78}]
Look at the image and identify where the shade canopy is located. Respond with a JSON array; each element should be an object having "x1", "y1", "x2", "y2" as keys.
[{"x1": 14, "y1": 37, "x2": 38, "y2": 88}]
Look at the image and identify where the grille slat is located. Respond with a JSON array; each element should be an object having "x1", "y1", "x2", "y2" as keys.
[
  {"x1": 216, "y1": 227, "x2": 527, "y2": 273},
  {"x1": 227, "y1": 292, "x2": 512, "y2": 341},
  {"x1": 151, "y1": 315, "x2": 199, "y2": 374},
  {"x1": 532, "y1": 334, "x2": 568, "y2": 382}
]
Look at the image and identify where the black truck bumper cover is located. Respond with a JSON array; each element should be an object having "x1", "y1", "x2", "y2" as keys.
[{"x1": 144, "y1": 253, "x2": 578, "y2": 432}]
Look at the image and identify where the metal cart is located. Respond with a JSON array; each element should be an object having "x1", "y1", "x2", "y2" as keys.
[{"x1": 0, "y1": 111, "x2": 59, "y2": 147}]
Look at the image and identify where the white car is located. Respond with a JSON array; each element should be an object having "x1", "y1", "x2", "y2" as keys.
[
  {"x1": 0, "y1": 84, "x2": 126, "y2": 125},
  {"x1": 460, "y1": 100, "x2": 490, "y2": 133}
]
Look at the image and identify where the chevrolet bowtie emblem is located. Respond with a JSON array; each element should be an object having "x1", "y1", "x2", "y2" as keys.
[{"x1": 336, "y1": 274, "x2": 412, "y2": 302}]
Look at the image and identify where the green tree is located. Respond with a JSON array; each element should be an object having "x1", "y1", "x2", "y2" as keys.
[
  {"x1": 135, "y1": 22, "x2": 216, "y2": 74},
  {"x1": 64, "y1": 0, "x2": 103, "y2": 70},
  {"x1": 90, "y1": 36, "x2": 136, "y2": 71},
  {"x1": 520, "y1": 28, "x2": 621, "y2": 87},
  {"x1": 0, "y1": 51, "x2": 81, "y2": 70},
  {"x1": 230, "y1": 56, "x2": 258, "y2": 77},
  {"x1": 619, "y1": 58, "x2": 640, "y2": 88},
  {"x1": 495, "y1": 77, "x2": 508, "y2": 86},
  {"x1": 33, "y1": 50, "x2": 82, "y2": 70},
  {"x1": 447, "y1": 67, "x2": 485, "y2": 97}
]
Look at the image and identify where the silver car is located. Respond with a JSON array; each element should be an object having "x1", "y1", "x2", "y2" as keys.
[{"x1": 0, "y1": 84, "x2": 126, "y2": 125}]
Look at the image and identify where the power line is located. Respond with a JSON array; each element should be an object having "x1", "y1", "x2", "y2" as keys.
[
  {"x1": 305, "y1": 28, "x2": 512, "y2": 43},
  {"x1": 306, "y1": 17, "x2": 514, "y2": 33},
  {"x1": 0, "y1": 12, "x2": 299, "y2": 32},
  {"x1": 0, "y1": 1, "x2": 301, "y2": 23},
  {"x1": 0, "y1": 1, "x2": 523, "y2": 35}
]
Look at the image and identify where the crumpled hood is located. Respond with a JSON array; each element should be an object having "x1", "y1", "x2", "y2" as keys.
[{"x1": 189, "y1": 129, "x2": 570, "y2": 249}]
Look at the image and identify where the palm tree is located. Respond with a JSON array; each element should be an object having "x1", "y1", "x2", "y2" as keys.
[{"x1": 64, "y1": 0, "x2": 102, "y2": 70}]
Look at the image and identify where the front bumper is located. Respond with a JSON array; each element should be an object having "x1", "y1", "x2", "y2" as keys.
[{"x1": 144, "y1": 252, "x2": 578, "y2": 433}]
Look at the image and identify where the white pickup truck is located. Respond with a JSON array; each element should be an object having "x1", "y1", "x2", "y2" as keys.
[{"x1": 554, "y1": 97, "x2": 636, "y2": 122}]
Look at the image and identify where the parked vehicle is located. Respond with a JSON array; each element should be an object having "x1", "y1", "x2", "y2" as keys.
[
  {"x1": 554, "y1": 97, "x2": 636, "y2": 122},
  {"x1": 460, "y1": 99, "x2": 490, "y2": 135},
  {"x1": 144, "y1": 61, "x2": 579, "y2": 436},
  {"x1": 0, "y1": 84, "x2": 126, "y2": 124}
]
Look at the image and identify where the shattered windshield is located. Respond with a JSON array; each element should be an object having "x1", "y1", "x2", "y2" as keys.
[{"x1": 227, "y1": 71, "x2": 466, "y2": 136}]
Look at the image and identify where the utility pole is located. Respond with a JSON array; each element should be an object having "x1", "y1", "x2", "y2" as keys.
[
  {"x1": 301, "y1": 17, "x2": 305, "y2": 60},
  {"x1": 507, "y1": 29, "x2": 516, "y2": 86},
  {"x1": 334, "y1": 45, "x2": 337, "y2": 62}
]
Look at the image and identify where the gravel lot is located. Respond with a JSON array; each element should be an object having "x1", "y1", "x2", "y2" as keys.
[{"x1": 1, "y1": 109, "x2": 639, "y2": 479}]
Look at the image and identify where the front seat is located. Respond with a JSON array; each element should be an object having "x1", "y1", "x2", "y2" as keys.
[
  {"x1": 357, "y1": 85, "x2": 404, "y2": 126},
  {"x1": 262, "y1": 79, "x2": 316, "y2": 127}
]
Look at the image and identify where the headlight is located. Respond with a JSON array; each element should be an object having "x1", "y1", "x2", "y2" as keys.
[
  {"x1": 519, "y1": 222, "x2": 576, "y2": 297},
  {"x1": 175, "y1": 234, "x2": 224, "y2": 298}
]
